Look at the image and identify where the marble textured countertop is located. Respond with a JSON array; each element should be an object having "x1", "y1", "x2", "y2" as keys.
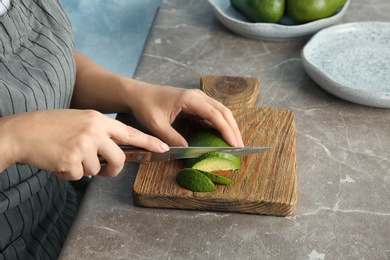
[{"x1": 59, "y1": 0, "x2": 390, "y2": 259}]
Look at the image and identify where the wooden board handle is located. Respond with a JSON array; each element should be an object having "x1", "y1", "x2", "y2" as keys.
[{"x1": 201, "y1": 75, "x2": 260, "y2": 111}]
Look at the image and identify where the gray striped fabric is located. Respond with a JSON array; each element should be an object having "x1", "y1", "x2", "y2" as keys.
[{"x1": 0, "y1": 0, "x2": 78, "y2": 259}]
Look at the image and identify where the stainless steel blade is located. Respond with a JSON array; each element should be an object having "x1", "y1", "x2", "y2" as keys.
[
  {"x1": 118, "y1": 145, "x2": 270, "y2": 163},
  {"x1": 150, "y1": 146, "x2": 271, "y2": 161},
  {"x1": 206, "y1": 147, "x2": 271, "y2": 157}
]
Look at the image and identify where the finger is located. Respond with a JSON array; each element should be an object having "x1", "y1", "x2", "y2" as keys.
[
  {"x1": 218, "y1": 106, "x2": 244, "y2": 147},
  {"x1": 207, "y1": 112, "x2": 237, "y2": 146},
  {"x1": 203, "y1": 96, "x2": 243, "y2": 146},
  {"x1": 148, "y1": 120, "x2": 188, "y2": 147},
  {"x1": 180, "y1": 90, "x2": 243, "y2": 147},
  {"x1": 188, "y1": 99, "x2": 242, "y2": 147},
  {"x1": 97, "y1": 138, "x2": 126, "y2": 177},
  {"x1": 81, "y1": 156, "x2": 101, "y2": 177},
  {"x1": 103, "y1": 118, "x2": 170, "y2": 153}
]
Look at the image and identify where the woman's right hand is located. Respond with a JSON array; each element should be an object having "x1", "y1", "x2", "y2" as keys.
[{"x1": 0, "y1": 109, "x2": 169, "y2": 180}]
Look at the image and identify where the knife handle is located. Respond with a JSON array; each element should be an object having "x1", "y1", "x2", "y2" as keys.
[
  {"x1": 99, "y1": 149, "x2": 152, "y2": 165},
  {"x1": 123, "y1": 149, "x2": 152, "y2": 164}
]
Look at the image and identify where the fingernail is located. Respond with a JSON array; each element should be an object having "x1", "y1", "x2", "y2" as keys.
[
  {"x1": 160, "y1": 142, "x2": 170, "y2": 152},
  {"x1": 236, "y1": 138, "x2": 244, "y2": 147}
]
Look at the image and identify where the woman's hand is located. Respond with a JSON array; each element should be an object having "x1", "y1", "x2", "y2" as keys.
[
  {"x1": 0, "y1": 109, "x2": 169, "y2": 180},
  {"x1": 123, "y1": 82, "x2": 244, "y2": 147}
]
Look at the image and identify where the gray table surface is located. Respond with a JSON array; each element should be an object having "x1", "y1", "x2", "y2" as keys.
[{"x1": 59, "y1": 1, "x2": 390, "y2": 259}]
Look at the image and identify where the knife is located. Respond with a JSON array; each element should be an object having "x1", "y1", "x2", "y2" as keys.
[{"x1": 112, "y1": 145, "x2": 270, "y2": 164}]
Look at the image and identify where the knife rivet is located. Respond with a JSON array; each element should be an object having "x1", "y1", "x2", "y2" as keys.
[{"x1": 136, "y1": 155, "x2": 143, "y2": 161}]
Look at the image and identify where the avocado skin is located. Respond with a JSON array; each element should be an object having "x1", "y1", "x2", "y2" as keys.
[
  {"x1": 231, "y1": 0, "x2": 285, "y2": 23},
  {"x1": 287, "y1": 0, "x2": 347, "y2": 24}
]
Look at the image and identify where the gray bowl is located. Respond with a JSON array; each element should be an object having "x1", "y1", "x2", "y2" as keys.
[{"x1": 208, "y1": 0, "x2": 351, "y2": 41}]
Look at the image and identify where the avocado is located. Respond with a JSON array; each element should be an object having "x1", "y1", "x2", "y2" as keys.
[
  {"x1": 287, "y1": 0, "x2": 347, "y2": 24},
  {"x1": 231, "y1": 0, "x2": 285, "y2": 23}
]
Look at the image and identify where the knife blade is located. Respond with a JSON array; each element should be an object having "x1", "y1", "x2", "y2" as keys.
[{"x1": 116, "y1": 145, "x2": 270, "y2": 164}]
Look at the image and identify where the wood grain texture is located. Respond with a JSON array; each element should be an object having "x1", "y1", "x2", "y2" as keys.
[{"x1": 133, "y1": 75, "x2": 297, "y2": 216}]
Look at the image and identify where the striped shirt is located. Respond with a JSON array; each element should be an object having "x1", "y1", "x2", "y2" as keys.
[{"x1": 0, "y1": 0, "x2": 78, "y2": 259}]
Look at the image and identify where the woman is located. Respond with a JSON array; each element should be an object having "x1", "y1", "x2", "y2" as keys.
[{"x1": 0, "y1": 0, "x2": 243, "y2": 259}]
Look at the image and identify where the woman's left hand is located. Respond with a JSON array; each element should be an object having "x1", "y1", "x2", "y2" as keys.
[{"x1": 126, "y1": 83, "x2": 244, "y2": 147}]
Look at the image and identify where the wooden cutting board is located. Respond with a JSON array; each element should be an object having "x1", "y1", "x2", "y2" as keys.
[{"x1": 132, "y1": 75, "x2": 297, "y2": 216}]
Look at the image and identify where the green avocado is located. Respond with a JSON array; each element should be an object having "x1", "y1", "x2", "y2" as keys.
[
  {"x1": 231, "y1": 0, "x2": 285, "y2": 23},
  {"x1": 287, "y1": 0, "x2": 347, "y2": 24}
]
